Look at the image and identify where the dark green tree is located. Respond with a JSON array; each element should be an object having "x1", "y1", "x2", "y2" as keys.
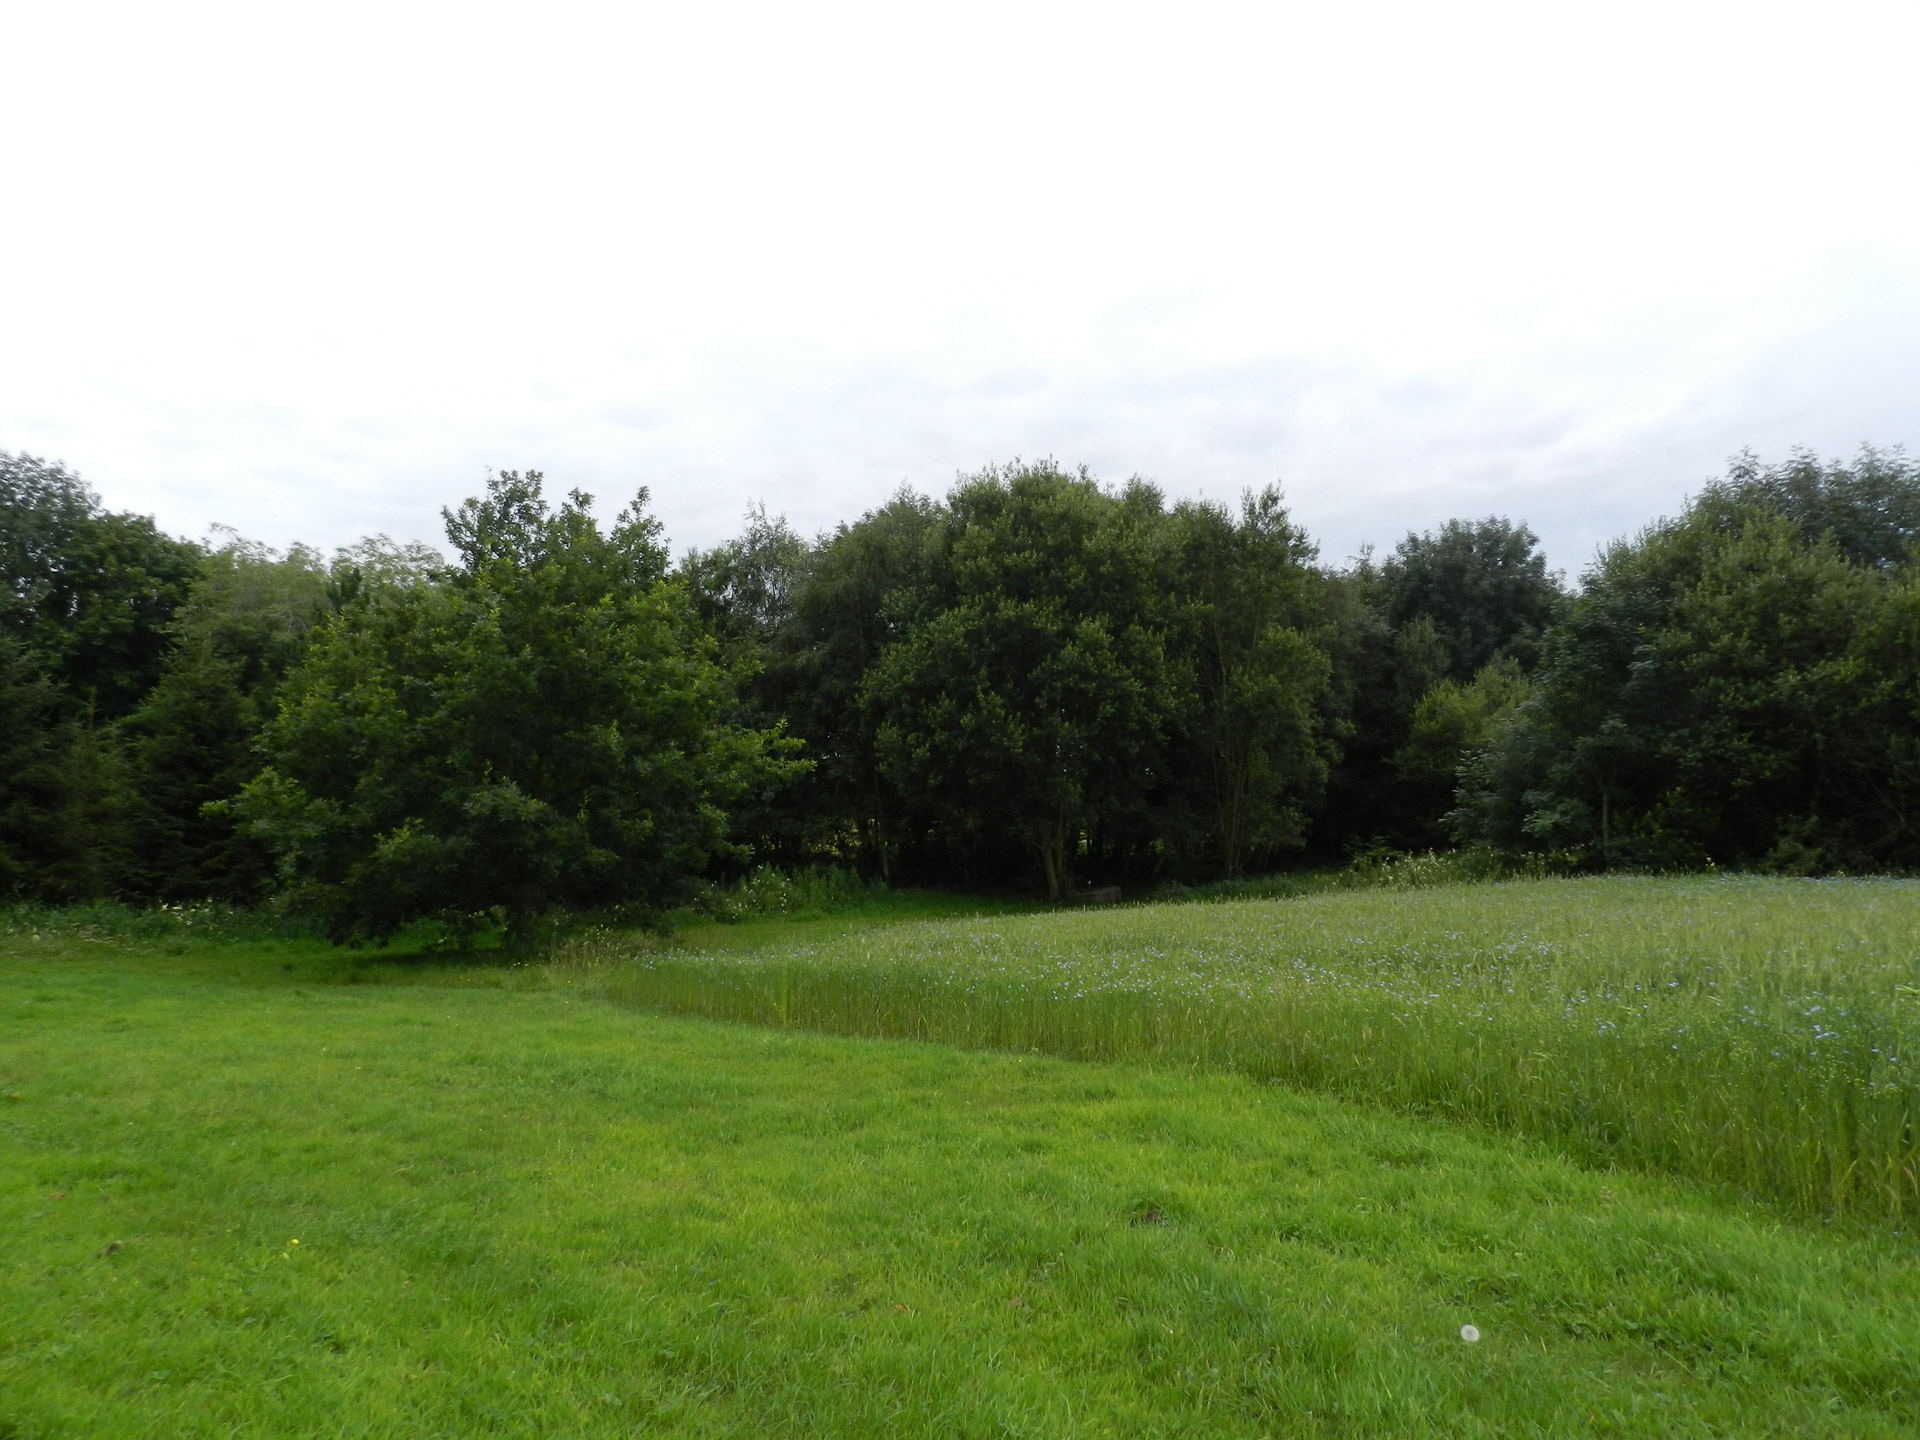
[
  {"x1": 1307, "y1": 559, "x2": 1450, "y2": 855},
  {"x1": 117, "y1": 534, "x2": 334, "y2": 900},
  {"x1": 1452, "y1": 452, "x2": 1920, "y2": 870},
  {"x1": 1703, "y1": 445, "x2": 1920, "y2": 567},
  {"x1": 1, "y1": 452, "x2": 203, "y2": 718},
  {"x1": 752, "y1": 489, "x2": 940, "y2": 874},
  {"x1": 0, "y1": 634, "x2": 126, "y2": 901},
  {"x1": 236, "y1": 472, "x2": 803, "y2": 941},
  {"x1": 1394, "y1": 654, "x2": 1528, "y2": 785},
  {"x1": 0, "y1": 635, "x2": 81, "y2": 898},
  {"x1": 1165, "y1": 488, "x2": 1332, "y2": 877},
  {"x1": 1379, "y1": 516, "x2": 1564, "y2": 681},
  {"x1": 1307, "y1": 517, "x2": 1560, "y2": 855},
  {"x1": 864, "y1": 463, "x2": 1179, "y2": 897},
  {"x1": 678, "y1": 504, "x2": 808, "y2": 660},
  {"x1": 676, "y1": 505, "x2": 828, "y2": 865}
]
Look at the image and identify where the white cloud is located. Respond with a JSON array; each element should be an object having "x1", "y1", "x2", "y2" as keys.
[{"x1": 4, "y1": 0, "x2": 1916, "y2": 573}]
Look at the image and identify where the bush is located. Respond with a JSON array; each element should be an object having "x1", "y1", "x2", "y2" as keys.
[{"x1": 684, "y1": 865, "x2": 887, "y2": 922}]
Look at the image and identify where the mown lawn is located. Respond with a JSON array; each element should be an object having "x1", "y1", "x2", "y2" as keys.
[{"x1": 3, "y1": 917, "x2": 1919, "y2": 1437}]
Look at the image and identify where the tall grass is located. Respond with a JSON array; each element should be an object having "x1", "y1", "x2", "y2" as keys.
[
  {"x1": 1153, "y1": 844, "x2": 1583, "y2": 903},
  {"x1": 567, "y1": 876, "x2": 1920, "y2": 1224},
  {"x1": 0, "y1": 899, "x2": 312, "y2": 944}
]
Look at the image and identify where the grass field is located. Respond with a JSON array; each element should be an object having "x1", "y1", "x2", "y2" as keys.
[
  {"x1": 3, "y1": 882, "x2": 1919, "y2": 1436},
  {"x1": 581, "y1": 876, "x2": 1920, "y2": 1225}
]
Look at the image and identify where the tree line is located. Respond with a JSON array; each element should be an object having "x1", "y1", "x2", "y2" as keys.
[{"x1": 3, "y1": 446, "x2": 1915, "y2": 937}]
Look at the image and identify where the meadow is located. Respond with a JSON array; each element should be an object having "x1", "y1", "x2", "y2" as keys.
[
  {"x1": 584, "y1": 876, "x2": 1920, "y2": 1225},
  {"x1": 3, "y1": 878, "x2": 1919, "y2": 1436}
]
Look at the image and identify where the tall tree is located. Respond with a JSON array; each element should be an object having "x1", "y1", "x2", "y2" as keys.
[
  {"x1": 1308, "y1": 518, "x2": 1560, "y2": 854},
  {"x1": 1379, "y1": 516, "x2": 1564, "y2": 681},
  {"x1": 0, "y1": 635, "x2": 82, "y2": 898},
  {"x1": 1166, "y1": 488, "x2": 1332, "y2": 877},
  {"x1": 1703, "y1": 445, "x2": 1920, "y2": 567},
  {"x1": 0, "y1": 452, "x2": 203, "y2": 718},
  {"x1": 1452, "y1": 452, "x2": 1920, "y2": 871},
  {"x1": 1308, "y1": 558, "x2": 1450, "y2": 855},
  {"x1": 756, "y1": 489, "x2": 940, "y2": 874},
  {"x1": 678, "y1": 503, "x2": 808, "y2": 660},
  {"x1": 117, "y1": 534, "x2": 333, "y2": 900},
  {"x1": 676, "y1": 505, "x2": 823, "y2": 865},
  {"x1": 236, "y1": 472, "x2": 802, "y2": 941},
  {"x1": 864, "y1": 463, "x2": 1178, "y2": 897}
]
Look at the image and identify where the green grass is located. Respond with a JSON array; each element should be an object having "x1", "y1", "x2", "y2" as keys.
[
  {"x1": 573, "y1": 876, "x2": 1920, "y2": 1225},
  {"x1": 2, "y1": 921, "x2": 1919, "y2": 1436},
  {"x1": 661, "y1": 884, "x2": 1048, "y2": 955}
]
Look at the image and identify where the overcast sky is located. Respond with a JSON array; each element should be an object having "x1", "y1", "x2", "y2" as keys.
[{"x1": 5, "y1": 0, "x2": 1917, "y2": 576}]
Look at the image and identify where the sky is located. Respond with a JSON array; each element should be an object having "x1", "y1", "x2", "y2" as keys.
[{"x1": 4, "y1": 0, "x2": 1917, "y2": 577}]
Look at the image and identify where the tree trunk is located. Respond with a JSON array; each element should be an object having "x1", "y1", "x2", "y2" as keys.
[{"x1": 1039, "y1": 843, "x2": 1064, "y2": 901}]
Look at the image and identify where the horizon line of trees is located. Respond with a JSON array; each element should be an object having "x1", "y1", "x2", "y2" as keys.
[{"x1": 4, "y1": 444, "x2": 1916, "y2": 939}]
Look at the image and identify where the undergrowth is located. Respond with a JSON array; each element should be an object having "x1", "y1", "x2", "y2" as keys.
[{"x1": 679, "y1": 865, "x2": 889, "y2": 923}]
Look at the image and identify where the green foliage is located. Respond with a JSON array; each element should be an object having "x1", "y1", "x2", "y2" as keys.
[
  {"x1": 1150, "y1": 845, "x2": 1579, "y2": 906},
  {"x1": 116, "y1": 534, "x2": 335, "y2": 901},
  {"x1": 0, "y1": 451, "x2": 203, "y2": 718},
  {"x1": 865, "y1": 463, "x2": 1185, "y2": 896},
  {"x1": 0, "y1": 897, "x2": 309, "y2": 943},
  {"x1": 683, "y1": 863, "x2": 888, "y2": 922},
  {"x1": 1379, "y1": 515, "x2": 1565, "y2": 680},
  {"x1": 677, "y1": 502, "x2": 808, "y2": 658},
  {"x1": 9, "y1": 439, "x2": 1919, "y2": 910},
  {"x1": 1385, "y1": 655, "x2": 1530, "y2": 844},
  {"x1": 750, "y1": 488, "x2": 940, "y2": 870},
  {"x1": 236, "y1": 472, "x2": 804, "y2": 942},
  {"x1": 1309, "y1": 519, "x2": 1559, "y2": 855},
  {"x1": 1396, "y1": 656, "x2": 1529, "y2": 782},
  {"x1": 1703, "y1": 444, "x2": 1920, "y2": 567},
  {"x1": 0, "y1": 636, "x2": 95, "y2": 901},
  {"x1": 1166, "y1": 487, "x2": 1333, "y2": 876},
  {"x1": 1452, "y1": 453, "x2": 1920, "y2": 870},
  {"x1": 751, "y1": 467, "x2": 1335, "y2": 893}
]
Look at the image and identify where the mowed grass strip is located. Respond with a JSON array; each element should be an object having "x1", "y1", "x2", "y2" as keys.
[
  {"x1": 3, "y1": 938, "x2": 1919, "y2": 1437},
  {"x1": 581, "y1": 877, "x2": 1920, "y2": 1224}
]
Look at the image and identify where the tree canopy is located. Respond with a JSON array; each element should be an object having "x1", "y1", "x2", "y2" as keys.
[
  {"x1": 233, "y1": 473, "x2": 802, "y2": 940},
  {"x1": 3, "y1": 444, "x2": 1915, "y2": 917},
  {"x1": 2, "y1": 452, "x2": 203, "y2": 717},
  {"x1": 1451, "y1": 449, "x2": 1920, "y2": 871}
]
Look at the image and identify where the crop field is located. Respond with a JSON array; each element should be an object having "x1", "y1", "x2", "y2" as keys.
[
  {"x1": 4, "y1": 878, "x2": 1919, "y2": 1436},
  {"x1": 586, "y1": 876, "x2": 1920, "y2": 1225}
]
